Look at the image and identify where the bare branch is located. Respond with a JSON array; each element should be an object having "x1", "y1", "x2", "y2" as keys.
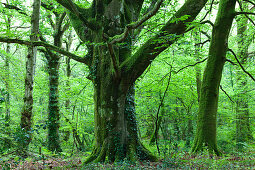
[
  {"x1": 175, "y1": 57, "x2": 208, "y2": 74},
  {"x1": 220, "y1": 85, "x2": 234, "y2": 103},
  {"x1": 243, "y1": 0, "x2": 255, "y2": 7},
  {"x1": 0, "y1": 37, "x2": 89, "y2": 65},
  {"x1": 200, "y1": 0, "x2": 215, "y2": 22},
  {"x1": 195, "y1": 39, "x2": 210, "y2": 46},
  {"x1": 200, "y1": 20, "x2": 214, "y2": 27},
  {"x1": 235, "y1": 11, "x2": 255, "y2": 16},
  {"x1": 228, "y1": 49, "x2": 255, "y2": 82},
  {"x1": 226, "y1": 59, "x2": 237, "y2": 65}
]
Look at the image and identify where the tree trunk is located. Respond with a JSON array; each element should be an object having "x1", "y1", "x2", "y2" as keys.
[
  {"x1": 235, "y1": 3, "x2": 253, "y2": 150},
  {"x1": 19, "y1": 0, "x2": 41, "y2": 155},
  {"x1": 149, "y1": 100, "x2": 165, "y2": 145},
  {"x1": 192, "y1": 0, "x2": 236, "y2": 155},
  {"x1": 4, "y1": 16, "x2": 11, "y2": 126},
  {"x1": 85, "y1": 54, "x2": 157, "y2": 162},
  {"x1": 47, "y1": 54, "x2": 62, "y2": 152}
]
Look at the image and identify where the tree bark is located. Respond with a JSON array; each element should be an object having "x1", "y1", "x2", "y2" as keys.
[
  {"x1": 192, "y1": 0, "x2": 236, "y2": 155},
  {"x1": 19, "y1": 0, "x2": 41, "y2": 155}
]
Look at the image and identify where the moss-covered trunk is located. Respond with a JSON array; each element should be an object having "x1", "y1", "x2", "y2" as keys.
[
  {"x1": 192, "y1": 0, "x2": 236, "y2": 155},
  {"x1": 19, "y1": 0, "x2": 40, "y2": 155},
  {"x1": 85, "y1": 43, "x2": 156, "y2": 162},
  {"x1": 47, "y1": 54, "x2": 62, "y2": 152}
]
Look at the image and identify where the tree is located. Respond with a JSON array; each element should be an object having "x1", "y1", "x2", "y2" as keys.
[
  {"x1": 19, "y1": 0, "x2": 41, "y2": 155},
  {"x1": 54, "y1": 0, "x2": 208, "y2": 162},
  {"x1": 0, "y1": 0, "x2": 208, "y2": 162},
  {"x1": 192, "y1": 0, "x2": 237, "y2": 155},
  {"x1": 39, "y1": 3, "x2": 71, "y2": 152}
]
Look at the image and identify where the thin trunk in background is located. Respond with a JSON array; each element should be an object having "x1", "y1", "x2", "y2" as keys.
[
  {"x1": 19, "y1": 0, "x2": 41, "y2": 155},
  {"x1": 4, "y1": 16, "x2": 11, "y2": 126},
  {"x1": 235, "y1": 2, "x2": 253, "y2": 150}
]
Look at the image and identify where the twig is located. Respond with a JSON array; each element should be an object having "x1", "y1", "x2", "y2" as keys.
[
  {"x1": 226, "y1": 59, "x2": 237, "y2": 65},
  {"x1": 175, "y1": 57, "x2": 208, "y2": 73},
  {"x1": 195, "y1": 39, "x2": 210, "y2": 47},
  {"x1": 200, "y1": 0, "x2": 215, "y2": 22},
  {"x1": 243, "y1": 0, "x2": 255, "y2": 7}
]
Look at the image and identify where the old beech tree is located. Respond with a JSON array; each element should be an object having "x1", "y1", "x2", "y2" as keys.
[
  {"x1": 0, "y1": 0, "x2": 209, "y2": 162},
  {"x1": 53, "y1": 0, "x2": 208, "y2": 162}
]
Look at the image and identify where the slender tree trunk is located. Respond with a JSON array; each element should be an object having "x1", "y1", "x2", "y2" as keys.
[
  {"x1": 4, "y1": 17, "x2": 11, "y2": 126},
  {"x1": 149, "y1": 100, "x2": 165, "y2": 145},
  {"x1": 192, "y1": 0, "x2": 236, "y2": 155},
  {"x1": 19, "y1": 0, "x2": 41, "y2": 155},
  {"x1": 235, "y1": 3, "x2": 253, "y2": 150},
  {"x1": 194, "y1": 31, "x2": 202, "y2": 103}
]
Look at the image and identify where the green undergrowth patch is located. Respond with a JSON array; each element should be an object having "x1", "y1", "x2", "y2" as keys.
[{"x1": 1, "y1": 151, "x2": 255, "y2": 169}]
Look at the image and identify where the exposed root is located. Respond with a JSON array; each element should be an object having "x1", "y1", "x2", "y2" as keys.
[{"x1": 84, "y1": 140, "x2": 157, "y2": 164}]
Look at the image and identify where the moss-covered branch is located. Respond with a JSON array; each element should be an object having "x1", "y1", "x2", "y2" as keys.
[
  {"x1": 0, "y1": 37, "x2": 90, "y2": 65},
  {"x1": 55, "y1": 0, "x2": 99, "y2": 31},
  {"x1": 122, "y1": 0, "x2": 208, "y2": 83}
]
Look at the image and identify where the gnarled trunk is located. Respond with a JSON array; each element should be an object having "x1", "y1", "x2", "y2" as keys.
[{"x1": 85, "y1": 44, "x2": 156, "y2": 163}]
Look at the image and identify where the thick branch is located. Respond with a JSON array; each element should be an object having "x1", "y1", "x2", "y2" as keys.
[
  {"x1": 228, "y1": 49, "x2": 255, "y2": 82},
  {"x1": 0, "y1": 37, "x2": 89, "y2": 65},
  {"x1": 55, "y1": 0, "x2": 99, "y2": 31},
  {"x1": 122, "y1": 0, "x2": 208, "y2": 83},
  {"x1": 107, "y1": 43, "x2": 120, "y2": 78},
  {"x1": 109, "y1": 0, "x2": 163, "y2": 44}
]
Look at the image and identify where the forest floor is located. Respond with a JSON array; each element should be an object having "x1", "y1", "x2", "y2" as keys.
[{"x1": 1, "y1": 151, "x2": 255, "y2": 169}]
